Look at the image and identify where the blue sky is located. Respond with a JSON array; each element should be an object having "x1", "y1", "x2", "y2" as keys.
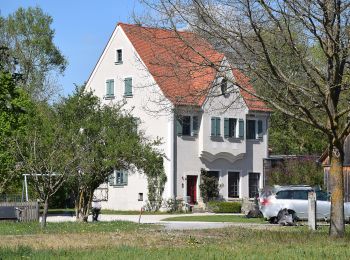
[{"x1": 1, "y1": 0, "x2": 142, "y2": 96}]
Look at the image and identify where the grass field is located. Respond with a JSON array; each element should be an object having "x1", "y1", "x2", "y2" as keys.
[
  {"x1": 1, "y1": 221, "x2": 350, "y2": 259},
  {"x1": 162, "y1": 215, "x2": 266, "y2": 223}
]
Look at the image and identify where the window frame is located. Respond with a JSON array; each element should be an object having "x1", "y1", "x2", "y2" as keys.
[
  {"x1": 248, "y1": 172, "x2": 260, "y2": 198},
  {"x1": 228, "y1": 171, "x2": 240, "y2": 198},
  {"x1": 224, "y1": 118, "x2": 237, "y2": 138},
  {"x1": 177, "y1": 115, "x2": 200, "y2": 137},
  {"x1": 115, "y1": 49, "x2": 123, "y2": 64},
  {"x1": 109, "y1": 169, "x2": 128, "y2": 187},
  {"x1": 246, "y1": 119, "x2": 264, "y2": 140}
]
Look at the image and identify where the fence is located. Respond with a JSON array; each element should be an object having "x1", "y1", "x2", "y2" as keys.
[{"x1": 0, "y1": 195, "x2": 39, "y2": 222}]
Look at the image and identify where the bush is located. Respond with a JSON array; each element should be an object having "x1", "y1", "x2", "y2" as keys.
[{"x1": 207, "y1": 201, "x2": 241, "y2": 213}]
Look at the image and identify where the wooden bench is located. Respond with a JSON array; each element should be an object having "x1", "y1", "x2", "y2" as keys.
[{"x1": 0, "y1": 206, "x2": 19, "y2": 221}]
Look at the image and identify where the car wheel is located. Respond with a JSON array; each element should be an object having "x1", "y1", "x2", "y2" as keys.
[{"x1": 268, "y1": 217, "x2": 277, "y2": 224}]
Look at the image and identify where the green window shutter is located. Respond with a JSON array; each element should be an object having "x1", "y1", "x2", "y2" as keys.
[
  {"x1": 176, "y1": 117, "x2": 183, "y2": 136},
  {"x1": 124, "y1": 77, "x2": 132, "y2": 96},
  {"x1": 211, "y1": 117, "x2": 216, "y2": 136},
  {"x1": 224, "y1": 118, "x2": 229, "y2": 137},
  {"x1": 239, "y1": 119, "x2": 244, "y2": 138},
  {"x1": 106, "y1": 80, "x2": 114, "y2": 96},
  {"x1": 122, "y1": 171, "x2": 128, "y2": 185},
  {"x1": 258, "y1": 120, "x2": 263, "y2": 139},
  {"x1": 192, "y1": 116, "x2": 199, "y2": 135},
  {"x1": 216, "y1": 117, "x2": 221, "y2": 136}
]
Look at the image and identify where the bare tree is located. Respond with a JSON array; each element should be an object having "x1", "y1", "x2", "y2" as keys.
[{"x1": 138, "y1": 0, "x2": 350, "y2": 237}]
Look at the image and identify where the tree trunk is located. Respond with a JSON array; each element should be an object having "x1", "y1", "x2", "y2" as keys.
[
  {"x1": 41, "y1": 197, "x2": 49, "y2": 228},
  {"x1": 329, "y1": 147, "x2": 345, "y2": 237}
]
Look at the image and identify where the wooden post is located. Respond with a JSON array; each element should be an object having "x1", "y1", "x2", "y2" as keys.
[{"x1": 308, "y1": 191, "x2": 317, "y2": 230}]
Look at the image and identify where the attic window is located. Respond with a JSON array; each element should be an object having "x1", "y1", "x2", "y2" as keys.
[
  {"x1": 115, "y1": 49, "x2": 123, "y2": 64},
  {"x1": 221, "y1": 78, "x2": 228, "y2": 96}
]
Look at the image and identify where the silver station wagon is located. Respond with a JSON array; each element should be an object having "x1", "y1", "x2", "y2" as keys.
[{"x1": 259, "y1": 185, "x2": 350, "y2": 223}]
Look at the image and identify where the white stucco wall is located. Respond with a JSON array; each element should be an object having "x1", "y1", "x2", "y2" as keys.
[
  {"x1": 176, "y1": 69, "x2": 269, "y2": 201},
  {"x1": 87, "y1": 25, "x2": 173, "y2": 210}
]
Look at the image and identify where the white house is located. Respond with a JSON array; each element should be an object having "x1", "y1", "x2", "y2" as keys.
[{"x1": 86, "y1": 23, "x2": 271, "y2": 210}]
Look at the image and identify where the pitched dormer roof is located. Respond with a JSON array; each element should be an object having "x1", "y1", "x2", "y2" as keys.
[{"x1": 119, "y1": 23, "x2": 270, "y2": 111}]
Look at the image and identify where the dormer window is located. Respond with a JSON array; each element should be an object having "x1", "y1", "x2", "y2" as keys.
[
  {"x1": 115, "y1": 49, "x2": 123, "y2": 64},
  {"x1": 221, "y1": 78, "x2": 228, "y2": 96}
]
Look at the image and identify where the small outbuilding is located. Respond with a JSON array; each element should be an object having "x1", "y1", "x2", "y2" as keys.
[{"x1": 319, "y1": 135, "x2": 350, "y2": 201}]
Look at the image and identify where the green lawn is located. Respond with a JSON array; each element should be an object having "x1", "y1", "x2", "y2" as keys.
[
  {"x1": 0, "y1": 221, "x2": 142, "y2": 236},
  {"x1": 2, "y1": 221, "x2": 350, "y2": 259},
  {"x1": 162, "y1": 214, "x2": 266, "y2": 223}
]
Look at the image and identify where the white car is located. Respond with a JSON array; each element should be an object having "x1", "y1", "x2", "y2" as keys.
[{"x1": 259, "y1": 185, "x2": 350, "y2": 223}]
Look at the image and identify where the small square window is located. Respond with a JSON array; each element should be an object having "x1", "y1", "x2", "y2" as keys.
[{"x1": 138, "y1": 193, "x2": 143, "y2": 201}]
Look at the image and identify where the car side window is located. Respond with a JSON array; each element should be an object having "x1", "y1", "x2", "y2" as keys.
[
  {"x1": 276, "y1": 191, "x2": 292, "y2": 199},
  {"x1": 316, "y1": 191, "x2": 329, "y2": 201},
  {"x1": 292, "y1": 190, "x2": 309, "y2": 200}
]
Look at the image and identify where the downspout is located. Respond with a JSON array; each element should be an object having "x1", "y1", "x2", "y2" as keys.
[{"x1": 173, "y1": 114, "x2": 177, "y2": 199}]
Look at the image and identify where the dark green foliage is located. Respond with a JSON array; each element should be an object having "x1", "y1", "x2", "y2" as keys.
[
  {"x1": 199, "y1": 168, "x2": 219, "y2": 203},
  {"x1": 267, "y1": 158, "x2": 324, "y2": 188},
  {"x1": 269, "y1": 111, "x2": 327, "y2": 155},
  {"x1": 207, "y1": 201, "x2": 241, "y2": 213},
  {"x1": 0, "y1": 46, "x2": 33, "y2": 193}
]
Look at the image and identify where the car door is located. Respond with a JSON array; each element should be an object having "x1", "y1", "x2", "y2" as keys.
[
  {"x1": 291, "y1": 190, "x2": 309, "y2": 219},
  {"x1": 316, "y1": 190, "x2": 330, "y2": 220}
]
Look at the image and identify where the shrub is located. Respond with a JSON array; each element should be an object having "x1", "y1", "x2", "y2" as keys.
[
  {"x1": 207, "y1": 201, "x2": 241, "y2": 213},
  {"x1": 199, "y1": 168, "x2": 219, "y2": 203}
]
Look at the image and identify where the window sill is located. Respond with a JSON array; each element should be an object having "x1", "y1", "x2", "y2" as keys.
[
  {"x1": 123, "y1": 94, "x2": 133, "y2": 98},
  {"x1": 114, "y1": 61, "x2": 123, "y2": 65},
  {"x1": 210, "y1": 136, "x2": 223, "y2": 142},
  {"x1": 110, "y1": 184, "x2": 127, "y2": 188},
  {"x1": 178, "y1": 135, "x2": 197, "y2": 140},
  {"x1": 104, "y1": 95, "x2": 115, "y2": 100}
]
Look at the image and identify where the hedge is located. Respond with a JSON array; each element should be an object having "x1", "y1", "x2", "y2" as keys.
[{"x1": 207, "y1": 201, "x2": 241, "y2": 213}]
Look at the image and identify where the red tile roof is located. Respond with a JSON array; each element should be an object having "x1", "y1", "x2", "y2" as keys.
[{"x1": 119, "y1": 23, "x2": 270, "y2": 112}]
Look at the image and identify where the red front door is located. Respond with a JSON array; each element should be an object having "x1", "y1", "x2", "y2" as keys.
[{"x1": 187, "y1": 175, "x2": 198, "y2": 205}]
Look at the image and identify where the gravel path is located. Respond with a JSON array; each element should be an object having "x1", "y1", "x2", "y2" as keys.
[{"x1": 44, "y1": 213, "x2": 273, "y2": 230}]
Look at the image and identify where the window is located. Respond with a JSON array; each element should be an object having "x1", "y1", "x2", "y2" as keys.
[
  {"x1": 249, "y1": 172, "x2": 260, "y2": 198},
  {"x1": 207, "y1": 171, "x2": 220, "y2": 182},
  {"x1": 224, "y1": 118, "x2": 237, "y2": 138},
  {"x1": 177, "y1": 115, "x2": 199, "y2": 136},
  {"x1": 246, "y1": 120, "x2": 256, "y2": 139},
  {"x1": 211, "y1": 117, "x2": 221, "y2": 136},
  {"x1": 132, "y1": 117, "x2": 141, "y2": 132},
  {"x1": 109, "y1": 170, "x2": 128, "y2": 186},
  {"x1": 124, "y1": 77, "x2": 132, "y2": 97},
  {"x1": 228, "y1": 172, "x2": 240, "y2": 198},
  {"x1": 138, "y1": 193, "x2": 143, "y2": 201},
  {"x1": 221, "y1": 78, "x2": 228, "y2": 95},
  {"x1": 246, "y1": 119, "x2": 263, "y2": 140},
  {"x1": 116, "y1": 49, "x2": 123, "y2": 64},
  {"x1": 105, "y1": 79, "x2": 114, "y2": 98}
]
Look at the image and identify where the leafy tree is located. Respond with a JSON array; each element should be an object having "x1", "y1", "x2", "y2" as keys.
[
  {"x1": 14, "y1": 102, "x2": 78, "y2": 228},
  {"x1": 58, "y1": 87, "x2": 166, "y2": 221},
  {"x1": 269, "y1": 111, "x2": 327, "y2": 155},
  {"x1": 199, "y1": 168, "x2": 219, "y2": 203},
  {"x1": 267, "y1": 158, "x2": 324, "y2": 188},
  {"x1": 0, "y1": 7, "x2": 67, "y2": 101},
  {"x1": 0, "y1": 46, "x2": 33, "y2": 193},
  {"x1": 140, "y1": 0, "x2": 350, "y2": 237}
]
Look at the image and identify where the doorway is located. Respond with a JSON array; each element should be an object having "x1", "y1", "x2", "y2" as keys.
[{"x1": 187, "y1": 175, "x2": 198, "y2": 205}]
